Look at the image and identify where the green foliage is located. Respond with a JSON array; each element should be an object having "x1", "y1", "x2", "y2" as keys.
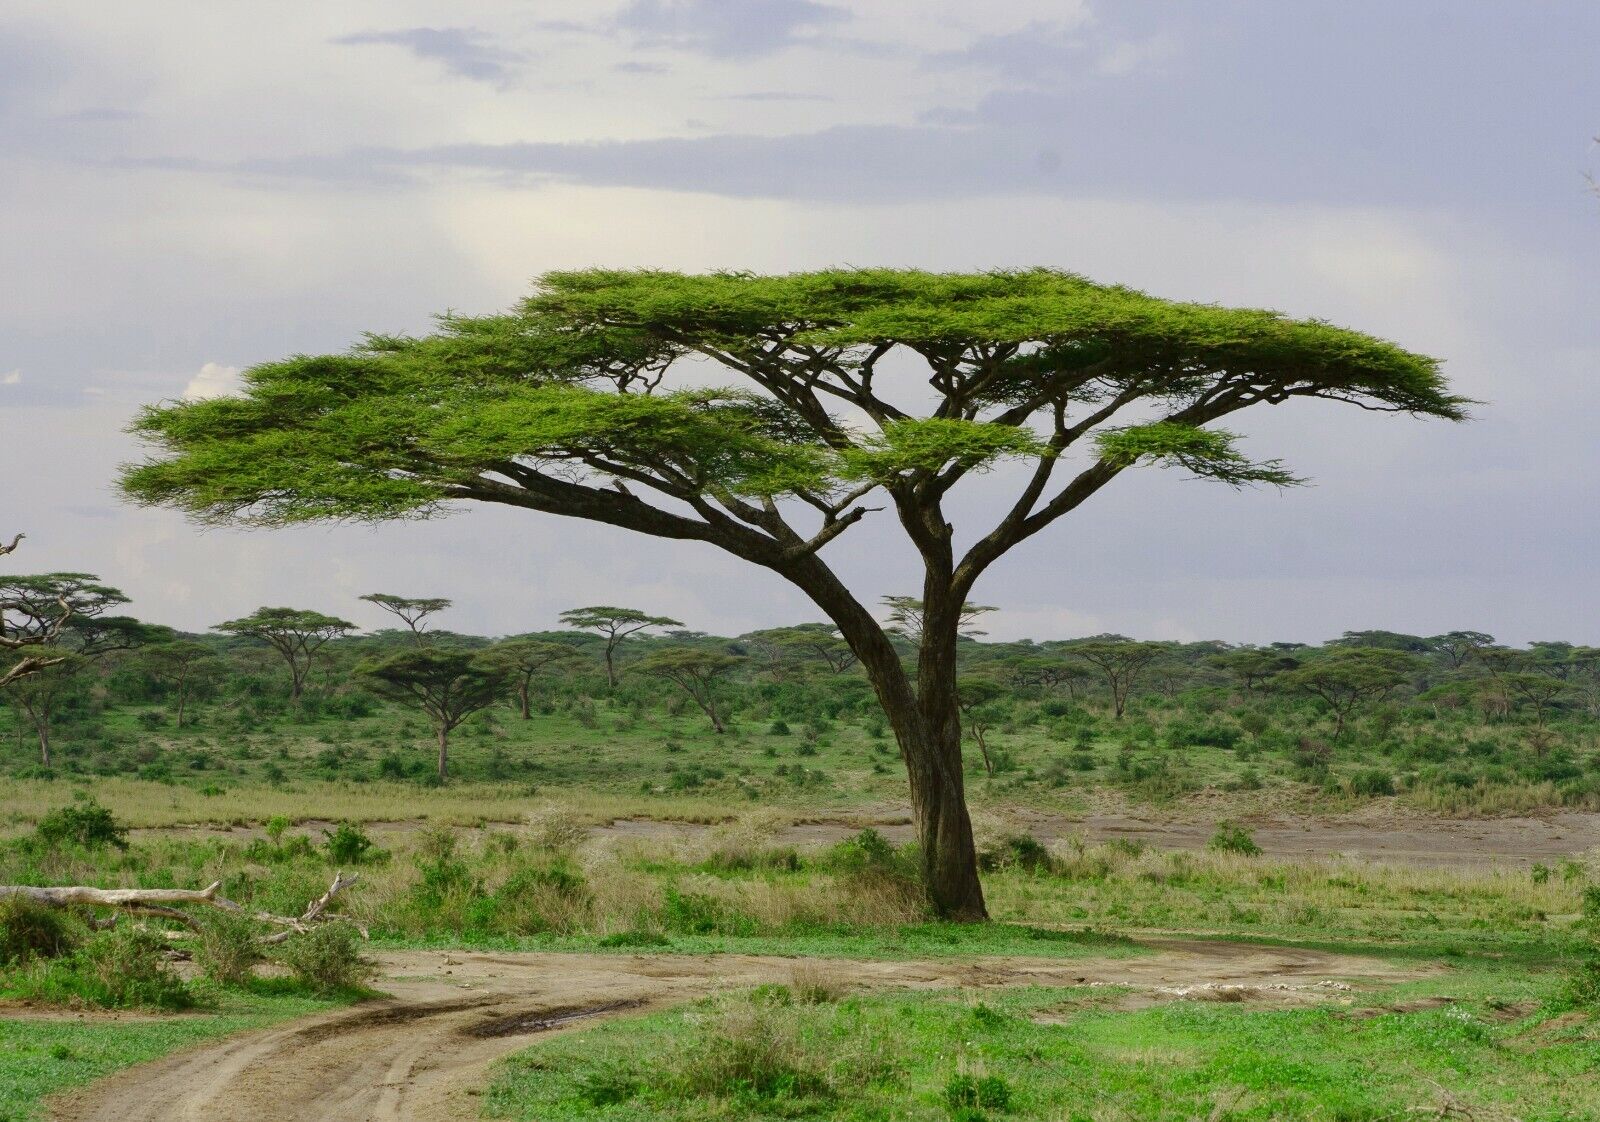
[
  {"x1": 194, "y1": 912, "x2": 263, "y2": 987},
  {"x1": 34, "y1": 799, "x2": 128, "y2": 851},
  {"x1": 0, "y1": 896, "x2": 79, "y2": 964},
  {"x1": 1096, "y1": 421, "x2": 1301, "y2": 487},
  {"x1": 270, "y1": 924, "x2": 373, "y2": 995},
  {"x1": 1208, "y1": 821, "x2": 1262, "y2": 856},
  {"x1": 321, "y1": 822, "x2": 379, "y2": 865}
]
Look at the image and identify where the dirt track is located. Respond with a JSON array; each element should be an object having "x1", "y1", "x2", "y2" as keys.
[{"x1": 50, "y1": 940, "x2": 1438, "y2": 1122}]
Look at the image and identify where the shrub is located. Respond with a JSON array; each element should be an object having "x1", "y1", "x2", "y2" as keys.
[
  {"x1": 272, "y1": 923, "x2": 374, "y2": 995},
  {"x1": 1208, "y1": 821, "x2": 1262, "y2": 856},
  {"x1": 195, "y1": 912, "x2": 263, "y2": 986},
  {"x1": 78, "y1": 925, "x2": 193, "y2": 1009},
  {"x1": 34, "y1": 799, "x2": 128, "y2": 850},
  {"x1": 1555, "y1": 957, "x2": 1600, "y2": 1011},
  {"x1": 0, "y1": 896, "x2": 78, "y2": 963},
  {"x1": 322, "y1": 821, "x2": 378, "y2": 865},
  {"x1": 944, "y1": 1072, "x2": 1013, "y2": 1116},
  {"x1": 673, "y1": 997, "x2": 831, "y2": 1102},
  {"x1": 1350, "y1": 768, "x2": 1397, "y2": 797},
  {"x1": 980, "y1": 834, "x2": 1054, "y2": 873},
  {"x1": 767, "y1": 719, "x2": 791, "y2": 735}
]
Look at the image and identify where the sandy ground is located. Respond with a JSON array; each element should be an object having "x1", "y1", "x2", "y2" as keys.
[
  {"x1": 128, "y1": 806, "x2": 1600, "y2": 868},
  {"x1": 48, "y1": 940, "x2": 1437, "y2": 1122}
]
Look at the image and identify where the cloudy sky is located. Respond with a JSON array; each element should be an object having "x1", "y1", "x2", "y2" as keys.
[{"x1": 2, "y1": 1, "x2": 1597, "y2": 645}]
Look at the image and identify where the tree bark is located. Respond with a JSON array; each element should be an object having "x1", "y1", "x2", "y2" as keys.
[
  {"x1": 436, "y1": 725, "x2": 450, "y2": 784},
  {"x1": 781, "y1": 553, "x2": 988, "y2": 921},
  {"x1": 517, "y1": 679, "x2": 532, "y2": 719}
]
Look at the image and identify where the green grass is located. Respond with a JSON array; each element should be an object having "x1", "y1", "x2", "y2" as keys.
[
  {"x1": 483, "y1": 966, "x2": 1600, "y2": 1121},
  {"x1": 0, "y1": 988, "x2": 344, "y2": 1122}
]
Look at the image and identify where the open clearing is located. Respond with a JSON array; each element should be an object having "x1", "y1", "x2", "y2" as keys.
[
  {"x1": 48, "y1": 939, "x2": 1433, "y2": 1122},
  {"x1": 123, "y1": 806, "x2": 1600, "y2": 869}
]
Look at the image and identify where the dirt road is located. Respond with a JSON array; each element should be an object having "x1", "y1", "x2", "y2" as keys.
[{"x1": 50, "y1": 940, "x2": 1437, "y2": 1122}]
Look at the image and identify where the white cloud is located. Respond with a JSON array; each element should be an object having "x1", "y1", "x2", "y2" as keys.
[
  {"x1": 183, "y1": 361, "x2": 240, "y2": 400},
  {"x1": 0, "y1": 369, "x2": 20, "y2": 384}
]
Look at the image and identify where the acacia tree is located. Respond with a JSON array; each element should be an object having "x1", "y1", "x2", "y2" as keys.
[
  {"x1": 0, "y1": 535, "x2": 74, "y2": 687},
  {"x1": 487, "y1": 638, "x2": 584, "y2": 718},
  {"x1": 356, "y1": 648, "x2": 510, "y2": 782},
  {"x1": 0, "y1": 573, "x2": 154, "y2": 764},
  {"x1": 118, "y1": 268, "x2": 1465, "y2": 919},
  {"x1": 881, "y1": 596, "x2": 995, "y2": 644},
  {"x1": 139, "y1": 640, "x2": 219, "y2": 728},
  {"x1": 744, "y1": 623, "x2": 858, "y2": 675},
  {"x1": 558, "y1": 606, "x2": 682, "y2": 687},
  {"x1": 1275, "y1": 648, "x2": 1420, "y2": 738},
  {"x1": 955, "y1": 676, "x2": 1007, "y2": 776},
  {"x1": 1064, "y1": 640, "x2": 1171, "y2": 718},
  {"x1": 637, "y1": 648, "x2": 742, "y2": 733},
  {"x1": 360, "y1": 593, "x2": 452, "y2": 645},
  {"x1": 215, "y1": 607, "x2": 355, "y2": 701}
]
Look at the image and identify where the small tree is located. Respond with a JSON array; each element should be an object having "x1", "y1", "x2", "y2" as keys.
[
  {"x1": 558, "y1": 606, "x2": 682, "y2": 688},
  {"x1": 956, "y1": 676, "x2": 1007, "y2": 776},
  {"x1": 1065, "y1": 640, "x2": 1170, "y2": 719},
  {"x1": 1275, "y1": 648, "x2": 1419, "y2": 738},
  {"x1": 359, "y1": 593, "x2": 452, "y2": 645},
  {"x1": 637, "y1": 648, "x2": 742, "y2": 733},
  {"x1": 139, "y1": 640, "x2": 220, "y2": 728},
  {"x1": 485, "y1": 638, "x2": 584, "y2": 718},
  {"x1": 356, "y1": 648, "x2": 511, "y2": 782},
  {"x1": 216, "y1": 608, "x2": 355, "y2": 701}
]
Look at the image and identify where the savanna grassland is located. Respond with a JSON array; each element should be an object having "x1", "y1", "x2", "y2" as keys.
[{"x1": 3, "y1": 624, "x2": 1600, "y2": 1120}]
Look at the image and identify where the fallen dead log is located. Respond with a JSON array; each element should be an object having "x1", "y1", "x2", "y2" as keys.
[{"x1": 0, "y1": 872, "x2": 364, "y2": 940}]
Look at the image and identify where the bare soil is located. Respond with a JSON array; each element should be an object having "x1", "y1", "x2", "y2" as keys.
[
  {"x1": 49, "y1": 939, "x2": 1436, "y2": 1122},
  {"x1": 130, "y1": 807, "x2": 1600, "y2": 867}
]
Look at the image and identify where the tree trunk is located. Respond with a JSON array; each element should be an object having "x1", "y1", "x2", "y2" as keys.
[
  {"x1": 175, "y1": 679, "x2": 188, "y2": 729},
  {"x1": 971, "y1": 721, "x2": 994, "y2": 777},
  {"x1": 781, "y1": 555, "x2": 988, "y2": 922},
  {"x1": 603, "y1": 641, "x2": 619, "y2": 688},
  {"x1": 517, "y1": 679, "x2": 532, "y2": 719},
  {"x1": 436, "y1": 725, "x2": 450, "y2": 784},
  {"x1": 37, "y1": 723, "x2": 50, "y2": 768}
]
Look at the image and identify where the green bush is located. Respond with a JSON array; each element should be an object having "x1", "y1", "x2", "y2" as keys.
[
  {"x1": 74, "y1": 925, "x2": 194, "y2": 1009},
  {"x1": 0, "y1": 896, "x2": 79, "y2": 963},
  {"x1": 322, "y1": 821, "x2": 379, "y2": 865},
  {"x1": 980, "y1": 834, "x2": 1054, "y2": 873},
  {"x1": 944, "y1": 1072, "x2": 1012, "y2": 1117},
  {"x1": 194, "y1": 912, "x2": 263, "y2": 986},
  {"x1": 1350, "y1": 768, "x2": 1397, "y2": 797},
  {"x1": 271, "y1": 924, "x2": 373, "y2": 995},
  {"x1": 1208, "y1": 822, "x2": 1262, "y2": 856},
  {"x1": 34, "y1": 799, "x2": 128, "y2": 850}
]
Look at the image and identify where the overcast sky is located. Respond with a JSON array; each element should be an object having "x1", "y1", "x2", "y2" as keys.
[{"x1": 2, "y1": 1, "x2": 1597, "y2": 645}]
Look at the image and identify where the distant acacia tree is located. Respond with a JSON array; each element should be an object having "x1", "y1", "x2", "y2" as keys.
[
  {"x1": 357, "y1": 648, "x2": 511, "y2": 782},
  {"x1": 955, "y1": 676, "x2": 1007, "y2": 776},
  {"x1": 487, "y1": 638, "x2": 584, "y2": 719},
  {"x1": 743, "y1": 623, "x2": 859, "y2": 677},
  {"x1": 360, "y1": 593, "x2": 452, "y2": 645},
  {"x1": 216, "y1": 607, "x2": 355, "y2": 701},
  {"x1": 1429, "y1": 631, "x2": 1495, "y2": 671},
  {"x1": 138, "y1": 640, "x2": 220, "y2": 728},
  {"x1": 1275, "y1": 648, "x2": 1420, "y2": 738},
  {"x1": 1064, "y1": 640, "x2": 1171, "y2": 719},
  {"x1": 119, "y1": 268, "x2": 1465, "y2": 919},
  {"x1": 558, "y1": 606, "x2": 682, "y2": 687},
  {"x1": 881, "y1": 596, "x2": 995, "y2": 645},
  {"x1": 0, "y1": 534, "x2": 72, "y2": 687},
  {"x1": 637, "y1": 648, "x2": 741, "y2": 733},
  {"x1": 0, "y1": 572, "x2": 157, "y2": 764},
  {"x1": 1210, "y1": 648, "x2": 1301, "y2": 694}
]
